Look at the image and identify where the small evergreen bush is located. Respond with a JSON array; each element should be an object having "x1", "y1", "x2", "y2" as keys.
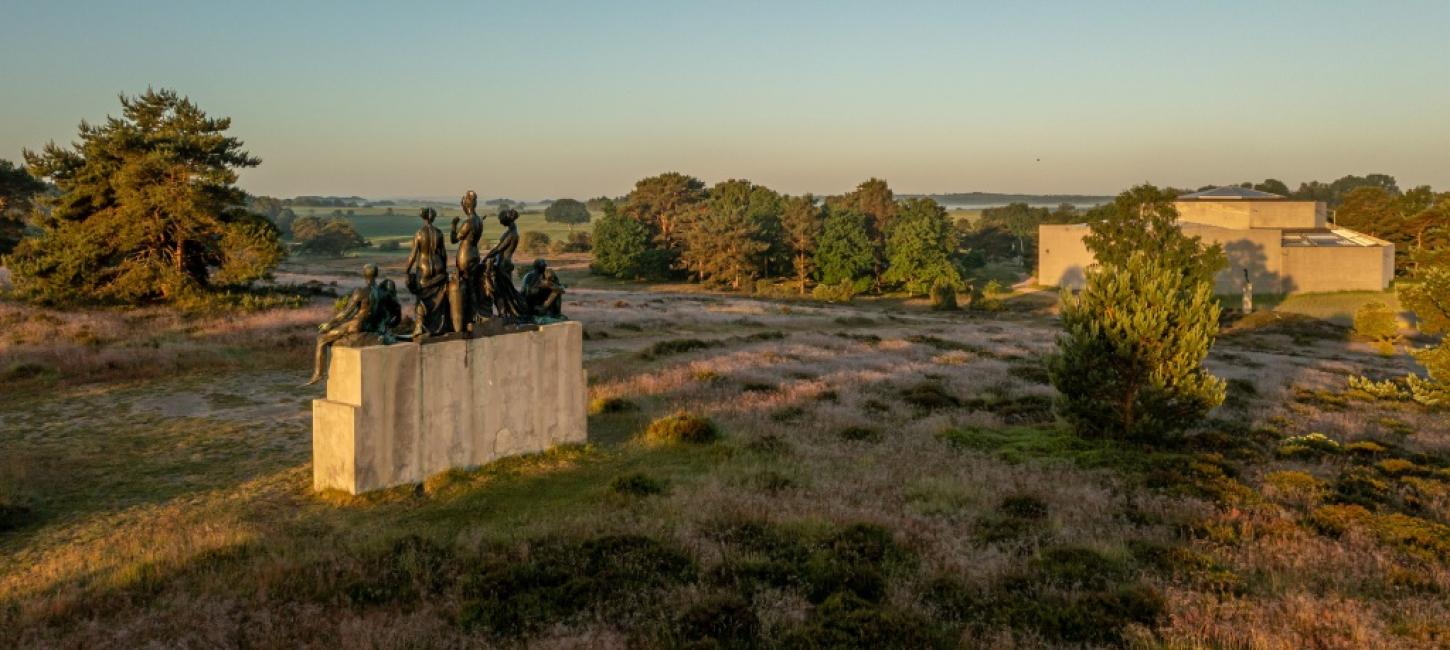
[{"x1": 644, "y1": 412, "x2": 719, "y2": 444}]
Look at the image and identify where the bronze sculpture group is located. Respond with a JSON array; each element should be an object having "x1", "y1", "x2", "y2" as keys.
[{"x1": 306, "y1": 191, "x2": 567, "y2": 385}]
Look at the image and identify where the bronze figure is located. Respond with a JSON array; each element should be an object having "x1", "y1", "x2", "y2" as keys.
[
  {"x1": 522, "y1": 258, "x2": 566, "y2": 321},
  {"x1": 307, "y1": 264, "x2": 382, "y2": 386},
  {"x1": 482, "y1": 207, "x2": 527, "y2": 321},
  {"x1": 450, "y1": 190, "x2": 488, "y2": 329},
  {"x1": 406, "y1": 207, "x2": 452, "y2": 337}
]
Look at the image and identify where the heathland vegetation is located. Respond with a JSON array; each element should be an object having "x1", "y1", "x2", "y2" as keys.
[{"x1": 1, "y1": 88, "x2": 1448, "y2": 647}]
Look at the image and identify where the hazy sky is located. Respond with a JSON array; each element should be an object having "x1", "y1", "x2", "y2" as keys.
[{"x1": 3, "y1": 1, "x2": 1448, "y2": 199}]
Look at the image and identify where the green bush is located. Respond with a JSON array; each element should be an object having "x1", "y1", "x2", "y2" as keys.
[
  {"x1": 899, "y1": 381, "x2": 961, "y2": 411},
  {"x1": 838, "y1": 426, "x2": 881, "y2": 442},
  {"x1": 644, "y1": 412, "x2": 719, "y2": 444},
  {"x1": 929, "y1": 278, "x2": 958, "y2": 310},
  {"x1": 674, "y1": 593, "x2": 760, "y2": 648},
  {"x1": 1354, "y1": 301, "x2": 1399, "y2": 353},
  {"x1": 521, "y1": 230, "x2": 551, "y2": 255},
  {"x1": 0, "y1": 501, "x2": 37, "y2": 532},
  {"x1": 811, "y1": 279, "x2": 864, "y2": 303},
  {"x1": 589, "y1": 396, "x2": 637, "y2": 414},
  {"x1": 609, "y1": 472, "x2": 666, "y2": 497}
]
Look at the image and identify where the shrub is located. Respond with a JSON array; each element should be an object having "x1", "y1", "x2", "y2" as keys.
[
  {"x1": 344, "y1": 535, "x2": 458, "y2": 607},
  {"x1": 1354, "y1": 301, "x2": 1399, "y2": 353},
  {"x1": 929, "y1": 278, "x2": 958, "y2": 310},
  {"x1": 899, "y1": 381, "x2": 961, "y2": 411},
  {"x1": 0, "y1": 501, "x2": 37, "y2": 532},
  {"x1": 999, "y1": 494, "x2": 1049, "y2": 520},
  {"x1": 838, "y1": 426, "x2": 881, "y2": 442},
  {"x1": 521, "y1": 230, "x2": 551, "y2": 254},
  {"x1": 645, "y1": 412, "x2": 719, "y2": 444},
  {"x1": 639, "y1": 338, "x2": 715, "y2": 359},
  {"x1": 674, "y1": 593, "x2": 760, "y2": 647},
  {"x1": 610, "y1": 472, "x2": 666, "y2": 496},
  {"x1": 1275, "y1": 433, "x2": 1342, "y2": 459},
  {"x1": 589, "y1": 396, "x2": 637, "y2": 414},
  {"x1": 780, "y1": 591, "x2": 940, "y2": 648},
  {"x1": 745, "y1": 434, "x2": 791, "y2": 455},
  {"x1": 1047, "y1": 251, "x2": 1225, "y2": 441},
  {"x1": 458, "y1": 534, "x2": 695, "y2": 637},
  {"x1": 1264, "y1": 470, "x2": 1326, "y2": 505},
  {"x1": 1347, "y1": 375, "x2": 1410, "y2": 401},
  {"x1": 811, "y1": 279, "x2": 862, "y2": 303}
]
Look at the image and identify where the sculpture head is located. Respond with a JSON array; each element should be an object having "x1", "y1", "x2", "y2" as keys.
[
  {"x1": 462, "y1": 191, "x2": 478, "y2": 216},
  {"x1": 362, "y1": 263, "x2": 379, "y2": 283},
  {"x1": 498, "y1": 208, "x2": 518, "y2": 226},
  {"x1": 419, "y1": 207, "x2": 437, "y2": 223},
  {"x1": 532, "y1": 258, "x2": 547, "y2": 273}
]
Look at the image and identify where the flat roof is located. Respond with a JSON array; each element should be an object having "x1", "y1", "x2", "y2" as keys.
[
  {"x1": 1281, "y1": 228, "x2": 1386, "y2": 248},
  {"x1": 1178, "y1": 186, "x2": 1285, "y2": 200}
]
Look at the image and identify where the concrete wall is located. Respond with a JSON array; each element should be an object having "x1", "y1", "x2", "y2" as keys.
[
  {"x1": 1039, "y1": 223, "x2": 1284, "y2": 293},
  {"x1": 1037, "y1": 223, "x2": 1392, "y2": 294},
  {"x1": 1037, "y1": 224, "x2": 1094, "y2": 290},
  {"x1": 1180, "y1": 223, "x2": 1284, "y2": 294},
  {"x1": 313, "y1": 321, "x2": 587, "y2": 494},
  {"x1": 1282, "y1": 243, "x2": 1395, "y2": 292},
  {"x1": 1173, "y1": 200, "x2": 1324, "y2": 230}
]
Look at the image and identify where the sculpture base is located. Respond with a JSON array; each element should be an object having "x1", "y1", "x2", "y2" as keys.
[{"x1": 312, "y1": 321, "x2": 586, "y2": 494}]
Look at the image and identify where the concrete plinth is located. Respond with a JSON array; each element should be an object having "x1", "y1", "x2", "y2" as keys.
[{"x1": 312, "y1": 321, "x2": 586, "y2": 494}]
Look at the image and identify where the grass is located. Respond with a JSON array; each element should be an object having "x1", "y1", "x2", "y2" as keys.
[
  {"x1": 291, "y1": 203, "x2": 594, "y2": 249},
  {"x1": 1222, "y1": 289, "x2": 1405, "y2": 327},
  {"x1": 2, "y1": 264, "x2": 1447, "y2": 648}
]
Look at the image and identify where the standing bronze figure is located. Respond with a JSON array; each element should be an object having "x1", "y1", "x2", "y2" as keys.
[
  {"x1": 482, "y1": 207, "x2": 527, "y2": 321},
  {"x1": 405, "y1": 207, "x2": 452, "y2": 337},
  {"x1": 450, "y1": 190, "x2": 488, "y2": 330}
]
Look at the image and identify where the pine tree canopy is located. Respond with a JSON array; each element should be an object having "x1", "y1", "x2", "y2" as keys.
[
  {"x1": 1081, "y1": 184, "x2": 1226, "y2": 289},
  {"x1": 7, "y1": 89, "x2": 281, "y2": 304},
  {"x1": 1048, "y1": 251, "x2": 1226, "y2": 440}
]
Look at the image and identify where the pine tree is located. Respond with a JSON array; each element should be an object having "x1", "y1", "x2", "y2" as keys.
[
  {"x1": 1049, "y1": 218, "x2": 1226, "y2": 441},
  {"x1": 1082, "y1": 184, "x2": 1225, "y2": 289},
  {"x1": 781, "y1": 194, "x2": 823, "y2": 294},
  {"x1": 814, "y1": 208, "x2": 876, "y2": 288},
  {"x1": 0, "y1": 158, "x2": 47, "y2": 254},
  {"x1": 1402, "y1": 262, "x2": 1450, "y2": 406},
  {"x1": 8, "y1": 89, "x2": 280, "y2": 303},
  {"x1": 883, "y1": 197, "x2": 961, "y2": 296}
]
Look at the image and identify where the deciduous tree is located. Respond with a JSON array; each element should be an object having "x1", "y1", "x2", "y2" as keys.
[
  {"x1": 814, "y1": 208, "x2": 875, "y2": 289},
  {"x1": 883, "y1": 198, "x2": 961, "y2": 296},
  {"x1": 544, "y1": 198, "x2": 591, "y2": 231}
]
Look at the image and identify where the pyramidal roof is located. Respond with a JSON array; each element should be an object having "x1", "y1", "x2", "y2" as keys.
[{"x1": 1179, "y1": 186, "x2": 1285, "y2": 200}]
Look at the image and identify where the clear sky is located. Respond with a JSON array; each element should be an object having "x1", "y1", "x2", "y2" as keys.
[{"x1": 2, "y1": 1, "x2": 1448, "y2": 200}]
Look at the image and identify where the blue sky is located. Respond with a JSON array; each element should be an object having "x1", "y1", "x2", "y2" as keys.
[{"x1": 2, "y1": 1, "x2": 1447, "y2": 199}]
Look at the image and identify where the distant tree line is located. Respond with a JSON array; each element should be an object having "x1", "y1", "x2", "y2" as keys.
[{"x1": 590, "y1": 174, "x2": 967, "y2": 300}]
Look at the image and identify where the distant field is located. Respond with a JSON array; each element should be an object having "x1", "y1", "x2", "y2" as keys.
[
  {"x1": 947, "y1": 208, "x2": 982, "y2": 225},
  {"x1": 291, "y1": 204, "x2": 595, "y2": 247}
]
